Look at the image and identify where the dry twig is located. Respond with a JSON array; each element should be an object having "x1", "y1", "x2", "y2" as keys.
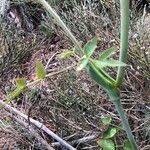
[{"x1": 52, "y1": 133, "x2": 100, "y2": 147}]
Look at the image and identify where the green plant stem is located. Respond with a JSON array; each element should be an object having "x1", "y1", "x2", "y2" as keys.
[
  {"x1": 115, "y1": 1, "x2": 137, "y2": 148},
  {"x1": 37, "y1": 0, "x2": 83, "y2": 52},
  {"x1": 108, "y1": 90, "x2": 138, "y2": 150},
  {"x1": 116, "y1": 0, "x2": 129, "y2": 86}
]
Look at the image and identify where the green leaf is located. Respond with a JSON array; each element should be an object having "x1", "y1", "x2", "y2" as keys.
[
  {"x1": 103, "y1": 127, "x2": 117, "y2": 139},
  {"x1": 123, "y1": 140, "x2": 134, "y2": 150},
  {"x1": 8, "y1": 86, "x2": 24, "y2": 100},
  {"x1": 86, "y1": 62, "x2": 115, "y2": 91},
  {"x1": 89, "y1": 60, "x2": 116, "y2": 84},
  {"x1": 77, "y1": 58, "x2": 88, "y2": 71},
  {"x1": 97, "y1": 139, "x2": 115, "y2": 150},
  {"x1": 35, "y1": 61, "x2": 46, "y2": 79},
  {"x1": 101, "y1": 116, "x2": 112, "y2": 125},
  {"x1": 83, "y1": 37, "x2": 97, "y2": 58},
  {"x1": 99, "y1": 47, "x2": 116, "y2": 60},
  {"x1": 7, "y1": 78, "x2": 27, "y2": 100},
  {"x1": 16, "y1": 78, "x2": 27, "y2": 87},
  {"x1": 59, "y1": 49, "x2": 74, "y2": 59},
  {"x1": 94, "y1": 59, "x2": 127, "y2": 68}
]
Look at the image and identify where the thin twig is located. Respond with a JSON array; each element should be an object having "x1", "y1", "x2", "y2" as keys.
[
  {"x1": 0, "y1": 100, "x2": 76, "y2": 150},
  {"x1": 27, "y1": 64, "x2": 76, "y2": 88},
  {"x1": 52, "y1": 133, "x2": 100, "y2": 147},
  {"x1": 45, "y1": 52, "x2": 59, "y2": 70}
]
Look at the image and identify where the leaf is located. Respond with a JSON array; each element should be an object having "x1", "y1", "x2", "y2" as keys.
[
  {"x1": 59, "y1": 49, "x2": 74, "y2": 59},
  {"x1": 89, "y1": 60, "x2": 116, "y2": 84},
  {"x1": 103, "y1": 127, "x2": 117, "y2": 139},
  {"x1": 123, "y1": 140, "x2": 134, "y2": 150},
  {"x1": 86, "y1": 62, "x2": 115, "y2": 91},
  {"x1": 16, "y1": 78, "x2": 27, "y2": 87},
  {"x1": 8, "y1": 86, "x2": 25, "y2": 100},
  {"x1": 97, "y1": 139, "x2": 115, "y2": 150},
  {"x1": 101, "y1": 116, "x2": 112, "y2": 125},
  {"x1": 35, "y1": 61, "x2": 46, "y2": 79},
  {"x1": 7, "y1": 78, "x2": 27, "y2": 100},
  {"x1": 77, "y1": 58, "x2": 88, "y2": 71},
  {"x1": 83, "y1": 37, "x2": 97, "y2": 58},
  {"x1": 94, "y1": 59, "x2": 127, "y2": 68},
  {"x1": 99, "y1": 47, "x2": 116, "y2": 60}
]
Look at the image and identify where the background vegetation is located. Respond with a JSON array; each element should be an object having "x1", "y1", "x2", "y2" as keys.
[{"x1": 0, "y1": 0, "x2": 149, "y2": 149}]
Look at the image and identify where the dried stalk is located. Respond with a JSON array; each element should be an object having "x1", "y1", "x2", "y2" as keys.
[{"x1": 52, "y1": 133, "x2": 100, "y2": 147}]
